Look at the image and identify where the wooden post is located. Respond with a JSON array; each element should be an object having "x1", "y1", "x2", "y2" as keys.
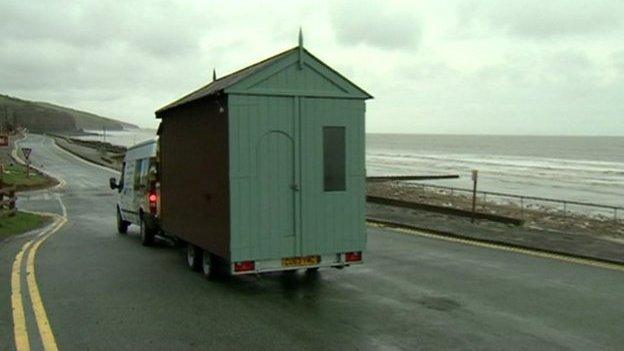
[
  {"x1": 8, "y1": 186, "x2": 15, "y2": 216},
  {"x1": 0, "y1": 163, "x2": 4, "y2": 204},
  {"x1": 471, "y1": 169, "x2": 478, "y2": 223}
]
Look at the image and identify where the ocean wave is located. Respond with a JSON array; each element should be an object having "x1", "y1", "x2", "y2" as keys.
[{"x1": 366, "y1": 153, "x2": 624, "y2": 175}]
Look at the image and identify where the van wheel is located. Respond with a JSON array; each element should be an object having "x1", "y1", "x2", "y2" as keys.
[
  {"x1": 202, "y1": 251, "x2": 215, "y2": 279},
  {"x1": 140, "y1": 216, "x2": 155, "y2": 246},
  {"x1": 186, "y1": 245, "x2": 202, "y2": 272},
  {"x1": 117, "y1": 208, "x2": 129, "y2": 234}
]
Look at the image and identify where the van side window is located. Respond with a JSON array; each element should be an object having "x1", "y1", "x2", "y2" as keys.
[
  {"x1": 323, "y1": 126, "x2": 346, "y2": 191},
  {"x1": 140, "y1": 159, "x2": 149, "y2": 185},
  {"x1": 124, "y1": 162, "x2": 134, "y2": 189},
  {"x1": 134, "y1": 160, "x2": 141, "y2": 189},
  {"x1": 119, "y1": 162, "x2": 126, "y2": 190}
]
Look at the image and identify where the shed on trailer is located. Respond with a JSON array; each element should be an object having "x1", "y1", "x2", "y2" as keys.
[{"x1": 155, "y1": 36, "x2": 372, "y2": 274}]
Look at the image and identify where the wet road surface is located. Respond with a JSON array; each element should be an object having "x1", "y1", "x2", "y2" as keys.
[{"x1": 1, "y1": 134, "x2": 623, "y2": 350}]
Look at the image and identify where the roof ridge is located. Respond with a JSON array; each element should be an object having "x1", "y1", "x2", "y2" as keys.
[{"x1": 213, "y1": 46, "x2": 298, "y2": 84}]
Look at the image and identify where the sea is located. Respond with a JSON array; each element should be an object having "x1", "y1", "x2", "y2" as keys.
[
  {"x1": 367, "y1": 134, "x2": 624, "y2": 210},
  {"x1": 77, "y1": 128, "x2": 158, "y2": 148},
  {"x1": 77, "y1": 130, "x2": 624, "y2": 209}
]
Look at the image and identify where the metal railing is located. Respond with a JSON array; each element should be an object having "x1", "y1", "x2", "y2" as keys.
[{"x1": 406, "y1": 182, "x2": 623, "y2": 222}]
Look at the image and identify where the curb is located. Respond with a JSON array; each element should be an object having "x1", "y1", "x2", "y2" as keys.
[
  {"x1": 366, "y1": 218, "x2": 624, "y2": 268},
  {"x1": 367, "y1": 195, "x2": 523, "y2": 226},
  {"x1": 11, "y1": 135, "x2": 62, "y2": 191},
  {"x1": 0, "y1": 212, "x2": 57, "y2": 246},
  {"x1": 51, "y1": 137, "x2": 120, "y2": 172}
]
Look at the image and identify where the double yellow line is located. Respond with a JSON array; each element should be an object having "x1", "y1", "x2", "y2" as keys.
[{"x1": 11, "y1": 214, "x2": 67, "y2": 351}]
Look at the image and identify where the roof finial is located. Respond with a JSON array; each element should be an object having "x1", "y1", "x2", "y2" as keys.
[
  {"x1": 298, "y1": 27, "x2": 304, "y2": 70},
  {"x1": 212, "y1": 68, "x2": 217, "y2": 82}
]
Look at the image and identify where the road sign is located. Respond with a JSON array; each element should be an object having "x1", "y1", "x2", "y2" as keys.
[
  {"x1": 21, "y1": 147, "x2": 32, "y2": 159},
  {"x1": 471, "y1": 169, "x2": 478, "y2": 181},
  {"x1": 0, "y1": 135, "x2": 8, "y2": 147}
]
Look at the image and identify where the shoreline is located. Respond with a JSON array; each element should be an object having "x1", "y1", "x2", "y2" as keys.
[
  {"x1": 367, "y1": 181, "x2": 624, "y2": 239},
  {"x1": 49, "y1": 131, "x2": 624, "y2": 264},
  {"x1": 48, "y1": 130, "x2": 623, "y2": 240}
]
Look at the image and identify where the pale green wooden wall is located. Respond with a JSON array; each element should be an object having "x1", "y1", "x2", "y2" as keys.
[{"x1": 227, "y1": 50, "x2": 368, "y2": 262}]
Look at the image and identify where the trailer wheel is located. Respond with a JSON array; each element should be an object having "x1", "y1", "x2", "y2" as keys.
[
  {"x1": 140, "y1": 216, "x2": 155, "y2": 246},
  {"x1": 116, "y1": 208, "x2": 129, "y2": 234},
  {"x1": 201, "y1": 251, "x2": 215, "y2": 279},
  {"x1": 186, "y1": 244, "x2": 202, "y2": 272}
]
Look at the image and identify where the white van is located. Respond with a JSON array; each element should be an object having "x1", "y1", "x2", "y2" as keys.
[{"x1": 109, "y1": 139, "x2": 160, "y2": 245}]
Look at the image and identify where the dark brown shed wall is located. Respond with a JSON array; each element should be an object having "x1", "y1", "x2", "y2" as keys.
[{"x1": 160, "y1": 99, "x2": 230, "y2": 259}]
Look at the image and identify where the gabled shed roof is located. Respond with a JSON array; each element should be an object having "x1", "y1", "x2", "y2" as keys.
[{"x1": 156, "y1": 46, "x2": 372, "y2": 117}]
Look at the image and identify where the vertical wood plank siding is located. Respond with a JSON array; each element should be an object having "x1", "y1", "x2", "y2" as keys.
[
  {"x1": 161, "y1": 48, "x2": 369, "y2": 264},
  {"x1": 229, "y1": 93, "x2": 365, "y2": 261},
  {"x1": 160, "y1": 100, "x2": 230, "y2": 258}
]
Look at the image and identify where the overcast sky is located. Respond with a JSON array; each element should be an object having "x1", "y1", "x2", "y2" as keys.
[{"x1": 1, "y1": 0, "x2": 623, "y2": 135}]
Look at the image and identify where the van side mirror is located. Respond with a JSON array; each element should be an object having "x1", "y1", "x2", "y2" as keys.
[{"x1": 109, "y1": 177, "x2": 118, "y2": 190}]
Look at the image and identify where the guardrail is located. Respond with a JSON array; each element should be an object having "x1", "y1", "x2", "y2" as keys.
[
  {"x1": 405, "y1": 183, "x2": 622, "y2": 222},
  {"x1": 0, "y1": 184, "x2": 17, "y2": 217}
]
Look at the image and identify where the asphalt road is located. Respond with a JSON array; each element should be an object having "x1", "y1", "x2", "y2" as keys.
[{"x1": 1, "y1": 134, "x2": 623, "y2": 350}]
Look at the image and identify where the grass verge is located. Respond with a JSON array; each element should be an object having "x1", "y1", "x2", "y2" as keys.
[
  {"x1": 0, "y1": 211, "x2": 52, "y2": 241},
  {"x1": 1, "y1": 163, "x2": 57, "y2": 191}
]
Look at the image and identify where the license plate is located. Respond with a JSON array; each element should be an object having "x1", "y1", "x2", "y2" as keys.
[{"x1": 282, "y1": 255, "x2": 320, "y2": 267}]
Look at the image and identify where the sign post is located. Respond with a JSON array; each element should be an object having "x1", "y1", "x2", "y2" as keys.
[
  {"x1": 21, "y1": 147, "x2": 32, "y2": 178},
  {"x1": 471, "y1": 169, "x2": 478, "y2": 223}
]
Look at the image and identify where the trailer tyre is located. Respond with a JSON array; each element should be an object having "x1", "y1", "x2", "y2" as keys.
[
  {"x1": 186, "y1": 245, "x2": 202, "y2": 272},
  {"x1": 140, "y1": 216, "x2": 155, "y2": 246},
  {"x1": 117, "y1": 208, "x2": 129, "y2": 234},
  {"x1": 201, "y1": 251, "x2": 215, "y2": 279}
]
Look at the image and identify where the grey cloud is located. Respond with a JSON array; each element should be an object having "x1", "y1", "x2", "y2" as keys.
[
  {"x1": 458, "y1": 0, "x2": 624, "y2": 39},
  {"x1": 0, "y1": 0, "x2": 622, "y2": 134},
  {"x1": 330, "y1": 1, "x2": 420, "y2": 50},
  {"x1": 0, "y1": 1, "x2": 204, "y2": 58},
  {"x1": 613, "y1": 51, "x2": 624, "y2": 75}
]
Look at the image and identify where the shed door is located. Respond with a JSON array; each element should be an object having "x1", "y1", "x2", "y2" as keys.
[
  {"x1": 255, "y1": 131, "x2": 297, "y2": 257},
  {"x1": 299, "y1": 98, "x2": 366, "y2": 256}
]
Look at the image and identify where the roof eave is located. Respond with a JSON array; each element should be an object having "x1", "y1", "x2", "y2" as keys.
[{"x1": 155, "y1": 90, "x2": 223, "y2": 118}]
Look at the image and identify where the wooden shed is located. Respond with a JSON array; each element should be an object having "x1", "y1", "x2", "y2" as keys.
[{"x1": 155, "y1": 38, "x2": 372, "y2": 273}]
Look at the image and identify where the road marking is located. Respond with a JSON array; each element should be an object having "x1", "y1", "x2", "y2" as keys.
[
  {"x1": 11, "y1": 241, "x2": 33, "y2": 351},
  {"x1": 10, "y1": 215, "x2": 66, "y2": 351},
  {"x1": 9, "y1": 135, "x2": 72, "y2": 350},
  {"x1": 26, "y1": 217, "x2": 66, "y2": 351},
  {"x1": 369, "y1": 222, "x2": 624, "y2": 272}
]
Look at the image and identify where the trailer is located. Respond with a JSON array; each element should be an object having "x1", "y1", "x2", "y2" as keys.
[{"x1": 155, "y1": 39, "x2": 372, "y2": 277}]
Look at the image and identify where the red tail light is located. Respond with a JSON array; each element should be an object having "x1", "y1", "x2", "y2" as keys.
[
  {"x1": 345, "y1": 251, "x2": 362, "y2": 262},
  {"x1": 148, "y1": 191, "x2": 157, "y2": 214},
  {"x1": 234, "y1": 261, "x2": 255, "y2": 272}
]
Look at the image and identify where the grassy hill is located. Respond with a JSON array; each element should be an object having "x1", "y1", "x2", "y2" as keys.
[{"x1": 0, "y1": 94, "x2": 138, "y2": 133}]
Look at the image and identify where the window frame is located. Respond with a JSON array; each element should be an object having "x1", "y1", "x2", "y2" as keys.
[{"x1": 322, "y1": 126, "x2": 346, "y2": 192}]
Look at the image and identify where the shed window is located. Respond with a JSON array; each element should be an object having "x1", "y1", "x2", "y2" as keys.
[{"x1": 323, "y1": 126, "x2": 346, "y2": 191}]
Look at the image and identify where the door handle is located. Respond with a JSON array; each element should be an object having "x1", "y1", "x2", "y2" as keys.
[{"x1": 290, "y1": 184, "x2": 300, "y2": 191}]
